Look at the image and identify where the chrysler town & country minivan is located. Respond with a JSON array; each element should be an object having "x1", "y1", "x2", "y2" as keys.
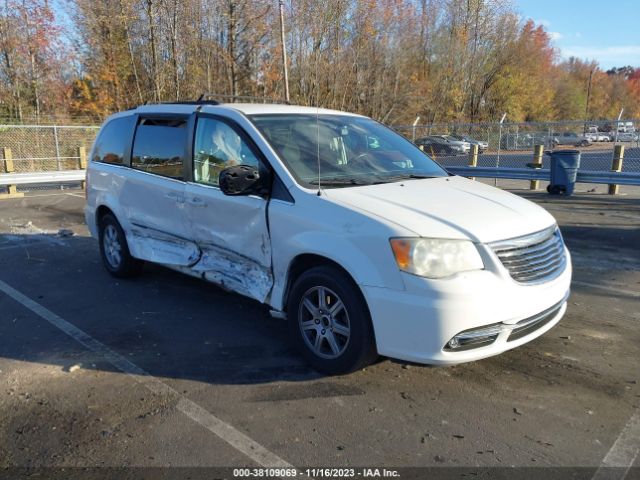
[{"x1": 85, "y1": 100, "x2": 572, "y2": 374}]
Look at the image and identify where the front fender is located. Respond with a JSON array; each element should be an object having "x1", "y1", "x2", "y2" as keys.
[{"x1": 269, "y1": 229, "x2": 405, "y2": 311}]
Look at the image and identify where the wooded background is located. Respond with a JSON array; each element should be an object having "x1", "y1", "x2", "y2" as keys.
[{"x1": 1, "y1": 0, "x2": 639, "y2": 124}]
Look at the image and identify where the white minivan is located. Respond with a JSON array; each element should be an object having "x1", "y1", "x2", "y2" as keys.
[{"x1": 85, "y1": 100, "x2": 572, "y2": 374}]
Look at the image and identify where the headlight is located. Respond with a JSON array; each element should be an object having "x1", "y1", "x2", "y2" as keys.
[{"x1": 390, "y1": 238, "x2": 484, "y2": 278}]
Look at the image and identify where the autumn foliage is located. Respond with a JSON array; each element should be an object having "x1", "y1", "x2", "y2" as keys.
[{"x1": 0, "y1": 0, "x2": 638, "y2": 124}]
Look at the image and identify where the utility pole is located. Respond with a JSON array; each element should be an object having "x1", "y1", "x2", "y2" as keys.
[
  {"x1": 279, "y1": 0, "x2": 290, "y2": 103},
  {"x1": 615, "y1": 108, "x2": 624, "y2": 144},
  {"x1": 411, "y1": 116, "x2": 420, "y2": 142},
  {"x1": 584, "y1": 68, "x2": 593, "y2": 135},
  {"x1": 495, "y1": 113, "x2": 507, "y2": 187}
]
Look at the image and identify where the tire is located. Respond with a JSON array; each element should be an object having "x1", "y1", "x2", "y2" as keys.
[
  {"x1": 98, "y1": 213, "x2": 143, "y2": 278},
  {"x1": 286, "y1": 265, "x2": 377, "y2": 375}
]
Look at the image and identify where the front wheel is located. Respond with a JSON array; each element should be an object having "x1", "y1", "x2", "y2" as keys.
[{"x1": 287, "y1": 266, "x2": 377, "y2": 375}]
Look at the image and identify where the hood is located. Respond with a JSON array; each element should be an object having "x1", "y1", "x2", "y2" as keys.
[{"x1": 323, "y1": 176, "x2": 556, "y2": 243}]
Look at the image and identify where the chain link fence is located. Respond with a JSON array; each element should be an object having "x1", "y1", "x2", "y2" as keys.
[
  {"x1": 1, "y1": 119, "x2": 639, "y2": 191},
  {"x1": 0, "y1": 114, "x2": 102, "y2": 126},
  {"x1": 0, "y1": 124, "x2": 99, "y2": 192},
  {"x1": 393, "y1": 119, "x2": 640, "y2": 173}
]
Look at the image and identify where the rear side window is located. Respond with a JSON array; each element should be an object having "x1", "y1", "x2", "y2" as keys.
[
  {"x1": 92, "y1": 116, "x2": 135, "y2": 165},
  {"x1": 131, "y1": 118, "x2": 187, "y2": 179}
]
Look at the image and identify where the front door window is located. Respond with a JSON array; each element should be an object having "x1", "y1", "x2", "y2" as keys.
[{"x1": 193, "y1": 118, "x2": 260, "y2": 186}]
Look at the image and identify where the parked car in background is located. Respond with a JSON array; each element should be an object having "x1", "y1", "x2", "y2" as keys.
[
  {"x1": 617, "y1": 121, "x2": 635, "y2": 133},
  {"x1": 434, "y1": 135, "x2": 471, "y2": 153},
  {"x1": 415, "y1": 136, "x2": 467, "y2": 155},
  {"x1": 500, "y1": 132, "x2": 552, "y2": 150},
  {"x1": 449, "y1": 134, "x2": 489, "y2": 152},
  {"x1": 585, "y1": 132, "x2": 611, "y2": 142},
  {"x1": 553, "y1": 132, "x2": 591, "y2": 147},
  {"x1": 616, "y1": 132, "x2": 638, "y2": 142},
  {"x1": 85, "y1": 100, "x2": 571, "y2": 373}
]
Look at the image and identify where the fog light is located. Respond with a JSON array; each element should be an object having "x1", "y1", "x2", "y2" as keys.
[{"x1": 445, "y1": 323, "x2": 503, "y2": 351}]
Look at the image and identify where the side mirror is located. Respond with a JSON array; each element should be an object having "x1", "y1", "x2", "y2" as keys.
[{"x1": 219, "y1": 164, "x2": 262, "y2": 196}]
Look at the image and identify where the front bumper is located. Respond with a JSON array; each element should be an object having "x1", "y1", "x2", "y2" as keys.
[{"x1": 362, "y1": 248, "x2": 572, "y2": 365}]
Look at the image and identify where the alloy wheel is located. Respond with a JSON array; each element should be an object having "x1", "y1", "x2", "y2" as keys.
[{"x1": 298, "y1": 286, "x2": 351, "y2": 359}]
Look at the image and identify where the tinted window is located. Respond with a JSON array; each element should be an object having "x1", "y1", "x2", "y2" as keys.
[
  {"x1": 193, "y1": 117, "x2": 260, "y2": 186},
  {"x1": 131, "y1": 118, "x2": 187, "y2": 179},
  {"x1": 92, "y1": 116, "x2": 135, "y2": 165}
]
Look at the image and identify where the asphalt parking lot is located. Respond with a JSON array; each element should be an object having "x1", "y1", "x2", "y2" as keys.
[{"x1": 0, "y1": 187, "x2": 639, "y2": 479}]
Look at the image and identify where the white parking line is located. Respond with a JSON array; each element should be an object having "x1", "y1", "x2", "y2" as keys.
[
  {"x1": 0, "y1": 241, "x2": 51, "y2": 251},
  {"x1": 592, "y1": 410, "x2": 640, "y2": 480},
  {"x1": 0, "y1": 278, "x2": 293, "y2": 469},
  {"x1": 572, "y1": 280, "x2": 640, "y2": 298}
]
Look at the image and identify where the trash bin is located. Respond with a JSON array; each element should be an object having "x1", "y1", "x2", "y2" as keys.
[{"x1": 547, "y1": 149, "x2": 581, "y2": 196}]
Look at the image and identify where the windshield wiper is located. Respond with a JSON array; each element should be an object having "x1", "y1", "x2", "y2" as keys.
[
  {"x1": 372, "y1": 173, "x2": 437, "y2": 183},
  {"x1": 307, "y1": 178, "x2": 373, "y2": 186}
]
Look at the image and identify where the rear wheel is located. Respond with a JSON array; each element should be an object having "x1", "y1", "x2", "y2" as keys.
[
  {"x1": 287, "y1": 266, "x2": 377, "y2": 375},
  {"x1": 99, "y1": 213, "x2": 143, "y2": 278}
]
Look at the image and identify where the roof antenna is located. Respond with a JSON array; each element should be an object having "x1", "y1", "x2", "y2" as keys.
[
  {"x1": 316, "y1": 105, "x2": 321, "y2": 196},
  {"x1": 315, "y1": 23, "x2": 321, "y2": 196}
]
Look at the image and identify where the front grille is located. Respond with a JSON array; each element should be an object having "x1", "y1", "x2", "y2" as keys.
[
  {"x1": 507, "y1": 298, "x2": 565, "y2": 342},
  {"x1": 490, "y1": 226, "x2": 566, "y2": 284}
]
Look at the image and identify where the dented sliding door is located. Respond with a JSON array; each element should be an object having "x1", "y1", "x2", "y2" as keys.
[{"x1": 120, "y1": 114, "x2": 200, "y2": 266}]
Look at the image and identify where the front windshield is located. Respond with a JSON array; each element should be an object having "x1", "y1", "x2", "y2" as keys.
[{"x1": 249, "y1": 114, "x2": 447, "y2": 187}]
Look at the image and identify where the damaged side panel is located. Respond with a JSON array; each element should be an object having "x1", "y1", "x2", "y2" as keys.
[
  {"x1": 128, "y1": 225, "x2": 273, "y2": 303},
  {"x1": 183, "y1": 183, "x2": 275, "y2": 303},
  {"x1": 192, "y1": 244, "x2": 273, "y2": 303},
  {"x1": 128, "y1": 225, "x2": 201, "y2": 267},
  {"x1": 189, "y1": 222, "x2": 272, "y2": 269}
]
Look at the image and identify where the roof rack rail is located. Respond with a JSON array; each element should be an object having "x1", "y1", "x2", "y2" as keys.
[
  {"x1": 142, "y1": 99, "x2": 220, "y2": 106},
  {"x1": 198, "y1": 93, "x2": 290, "y2": 105}
]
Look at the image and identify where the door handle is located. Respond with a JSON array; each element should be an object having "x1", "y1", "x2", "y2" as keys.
[
  {"x1": 165, "y1": 192, "x2": 185, "y2": 203},
  {"x1": 187, "y1": 196, "x2": 207, "y2": 207}
]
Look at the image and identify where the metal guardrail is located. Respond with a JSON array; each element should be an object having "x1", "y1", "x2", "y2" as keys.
[
  {"x1": 575, "y1": 170, "x2": 640, "y2": 186},
  {"x1": 0, "y1": 170, "x2": 85, "y2": 186},
  {"x1": 446, "y1": 166, "x2": 640, "y2": 186},
  {"x1": 447, "y1": 166, "x2": 550, "y2": 181},
  {"x1": 1, "y1": 166, "x2": 639, "y2": 191}
]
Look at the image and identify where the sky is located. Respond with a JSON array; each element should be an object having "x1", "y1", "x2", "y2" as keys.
[{"x1": 516, "y1": 0, "x2": 640, "y2": 70}]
